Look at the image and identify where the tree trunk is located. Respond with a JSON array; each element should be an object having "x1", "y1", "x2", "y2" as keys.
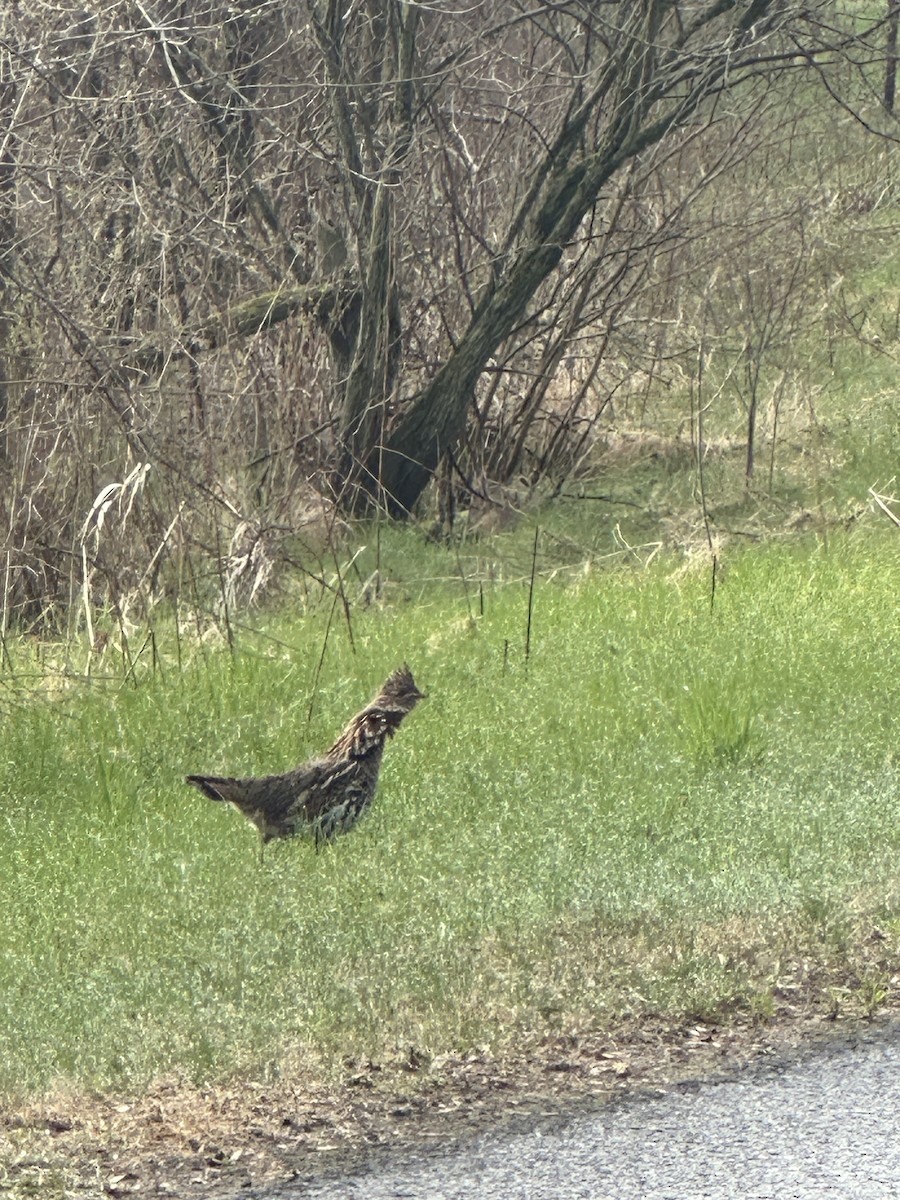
[
  {"x1": 338, "y1": 180, "x2": 396, "y2": 481},
  {"x1": 361, "y1": 0, "x2": 784, "y2": 513},
  {"x1": 369, "y1": 239, "x2": 564, "y2": 513},
  {"x1": 0, "y1": 33, "x2": 16, "y2": 465},
  {"x1": 885, "y1": 0, "x2": 899, "y2": 112},
  {"x1": 312, "y1": 0, "x2": 418, "y2": 495}
]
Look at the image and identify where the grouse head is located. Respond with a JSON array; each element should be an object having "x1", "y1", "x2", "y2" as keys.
[
  {"x1": 374, "y1": 663, "x2": 426, "y2": 715},
  {"x1": 330, "y1": 664, "x2": 425, "y2": 760}
]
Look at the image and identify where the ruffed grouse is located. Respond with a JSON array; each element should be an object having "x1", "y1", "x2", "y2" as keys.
[{"x1": 186, "y1": 665, "x2": 424, "y2": 846}]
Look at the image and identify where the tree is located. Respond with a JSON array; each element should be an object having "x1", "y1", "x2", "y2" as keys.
[
  {"x1": 0, "y1": 20, "x2": 16, "y2": 466},
  {"x1": 320, "y1": 1, "x2": 819, "y2": 511},
  {"x1": 0, "y1": 0, "x2": 892, "y2": 622}
]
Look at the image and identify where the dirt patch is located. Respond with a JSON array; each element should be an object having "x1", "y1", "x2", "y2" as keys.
[{"x1": 4, "y1": 990, "x2": 900, "y2": 1199}]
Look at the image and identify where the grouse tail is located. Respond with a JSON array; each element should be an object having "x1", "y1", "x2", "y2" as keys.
[{"x1": 185, "y1": 774, "x2": 238, "y2": 803}]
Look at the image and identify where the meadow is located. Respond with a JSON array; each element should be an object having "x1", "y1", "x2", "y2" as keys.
[{"x1": 2, "y1": 524, "x2": 899, "y2": 1101}]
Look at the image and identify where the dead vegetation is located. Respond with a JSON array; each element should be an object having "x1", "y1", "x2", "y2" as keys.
[
  {"x1": 0, "y1": 3, "x2": 894, "y2": 630},
  {"x1": 4, "y1": 998, "x2": 899, "y2": 1199}
]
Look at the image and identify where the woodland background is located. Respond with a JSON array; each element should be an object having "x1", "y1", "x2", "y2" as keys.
[{"x1": 0, "y1": 0, "x2": 898, "y2": 630}]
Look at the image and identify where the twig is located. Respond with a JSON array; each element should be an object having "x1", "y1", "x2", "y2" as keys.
[
  {"x1": 81, "y1": 544, "x2": 96, "y2": 653},
  {"x1": 330, "y1": 546, "x2": 365, "y2": 655},
  {"x1": 173, "y1": 601, "x2": 183, "y2": 674},
  {"x1": 1, "y1": 552, "x2": 12, "y2": 673},
  {"x1": 136, "y1": 500, "x2": 185, "y2": 593},
  {"x1": 455, "y1": 541, "x2": 474, "y2": 623},
  {"x1": 308, "y1": 589, "x2": 341, "y2": 726},
  {"x1": 869, "y1": 487, "x2": 900, "y2": 529},
  {"x1": 214, "y1": 519, "x2": 235, "y2": 658},
  {"x1": 695, "y1": 337, "x2": 718, "y2": 614},
  {"x1": 117, "y1": 612, "x2": 136, "y2": 688},
  {"x1": 558, "y1": 490, "x2": 644, "y2": 508},
  {"x1": 525, "y1": 525, "x2": 539, "y2": 664},
  {"x1": 120, "y1": 631, "x2": 154, "y2": 689}
]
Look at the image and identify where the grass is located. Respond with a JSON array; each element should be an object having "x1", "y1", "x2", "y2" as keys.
[{"x1": 1, "y1": 526, "x2": 900, "y2": 1101}]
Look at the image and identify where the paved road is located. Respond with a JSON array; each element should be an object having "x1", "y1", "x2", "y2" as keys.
[{"x1": 288, "y1": 1028, "x2": 900, "y2": 1199}]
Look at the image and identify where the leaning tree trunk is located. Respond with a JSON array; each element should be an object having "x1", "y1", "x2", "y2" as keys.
[
  {"x1": 368, "y1": 236, "x2": 566, "y2": 514},
  {"x1": 363, "y1": 0, "x2": 787, "y2": 515}
]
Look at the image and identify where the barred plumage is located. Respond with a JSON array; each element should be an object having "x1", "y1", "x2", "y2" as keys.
[{"x1": 186, "y1": 665, "x2": 424, "y2": 846}]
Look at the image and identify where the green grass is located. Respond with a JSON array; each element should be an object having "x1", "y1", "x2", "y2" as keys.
[{"x1": 2, "y1": 527, "x2": 900, "y2": 1100}]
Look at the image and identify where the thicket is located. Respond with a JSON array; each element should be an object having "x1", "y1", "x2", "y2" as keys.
[{"x1": 0, "y1": 1, "x2": 897, "y2": 631}]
